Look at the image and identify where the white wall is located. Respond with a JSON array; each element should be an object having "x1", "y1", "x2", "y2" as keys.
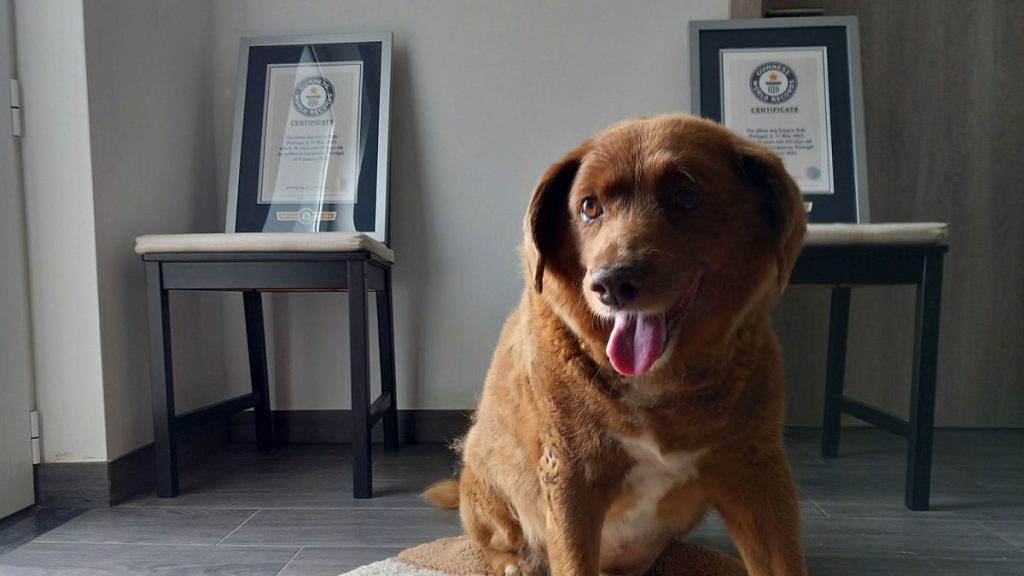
[
  {"x1": 69, "y1": 0, "x2": 730, "y2": 461},
  {"x1": 210, "y1": 0, "x2": 730, "y2": 410},
  {"x1": 83, "y1": 0, "x2": 227, "y2": 459},
  {"x1": 15, "y1": 0, "x2": 107, "y2": 462}
]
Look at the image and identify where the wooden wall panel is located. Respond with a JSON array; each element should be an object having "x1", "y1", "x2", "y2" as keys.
[
  {"x1": 781, "y1": 0, "x2": 1024, "y2": 426},
  {"x1": 730, "y1": 0, "x2": 765, "y2": 18}
]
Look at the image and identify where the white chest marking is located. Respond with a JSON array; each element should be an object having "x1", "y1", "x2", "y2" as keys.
[{"x1": 601, "y1": 435, "x2": 705, "y2": 556}]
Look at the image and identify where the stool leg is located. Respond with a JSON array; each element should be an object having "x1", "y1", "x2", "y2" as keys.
[
  {"x1": 377, "y1": 267, "x2": 399, "y2": 451},
  {"x1": 821, "y1": 287, "x2": 851, "y2": 458},
  {"x1": 244, "y1": 291, "x2": 274, "y2": 451},
  {"x1": 348, "y1": 260, "x2": 372, "y2": 498},
  {"x1": 906, "y1": 253, "x2": 944, "y2": 511},
  {"x1": 146, "y1": 262, "x2": 178, "y2": 497}
]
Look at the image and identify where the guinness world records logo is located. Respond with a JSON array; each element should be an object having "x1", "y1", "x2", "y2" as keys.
[
  {"x1": 293, "y1": 76, "x2": 336, "y2": 116},
  {"x1": 297, "y1": 207, "x2": 316, "y2": 226},
  {"x1": 750, "y1": 62, "x2": 797, "y2": 104}
]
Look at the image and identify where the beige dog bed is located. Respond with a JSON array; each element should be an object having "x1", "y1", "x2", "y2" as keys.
[{"x1": 341, "y1": 536, "x2": 745, "y2": 576}]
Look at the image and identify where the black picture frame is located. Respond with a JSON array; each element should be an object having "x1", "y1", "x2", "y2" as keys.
[
  {"x1": 690, "y1": 17, "x2": 869, "y2": 223},
  {"x1": 226, "y1": 33, "x2": 393, "y2": 242}
]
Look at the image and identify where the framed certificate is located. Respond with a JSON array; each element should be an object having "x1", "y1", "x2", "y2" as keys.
[
  {"x1": 690, "y1": 17, "x2": 869, "y2": 223},
  {"x1": 227, "y1": 33, "x2": 392, "y2": 242}
]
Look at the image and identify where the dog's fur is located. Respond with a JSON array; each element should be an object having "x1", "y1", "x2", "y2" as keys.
[{"x1": 425, "y1": 115, "x2": 807, "y2": 576}]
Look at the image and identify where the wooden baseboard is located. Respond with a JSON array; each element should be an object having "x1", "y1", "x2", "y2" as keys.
[
  {"x1": 35, "y1": 418, "x2": 231, "y2": 508},
  {"x1": 229, "y1": 409, "x2": 471, "y2": 445},
  {"x1": 34, "y1": 410, "x2": 470, "y2": 508},
  {"x1": 34, "y1": 462, "x2": 109, "y2": 508}
]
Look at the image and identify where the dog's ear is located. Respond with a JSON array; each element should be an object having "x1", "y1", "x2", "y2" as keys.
[
  {"x1": 739, "y1": 143, "x2": 807, "y2": 292},
  {"x1": 524, "y1": 143, "x2": 589, "y2": 293}
]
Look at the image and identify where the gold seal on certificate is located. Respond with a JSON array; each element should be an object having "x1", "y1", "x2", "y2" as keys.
[
  {"x1": 721, "y1": 48, "x2": 833, "y2": 194},
  {"x1": 258, "y1": 62, "x2": 363, "y2": 204}
]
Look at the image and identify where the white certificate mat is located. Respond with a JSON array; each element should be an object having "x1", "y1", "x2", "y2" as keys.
[
  {"x1": 258, "y1": 62, "x2": 363, "y2": 204},
  {"x1": 721, "y1": 48, "x2": 833, "y2": 193}
]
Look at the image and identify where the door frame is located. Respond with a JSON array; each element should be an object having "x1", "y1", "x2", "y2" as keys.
[{"x1": 0, "y1": 0, "x2": 38, "y2": 520}]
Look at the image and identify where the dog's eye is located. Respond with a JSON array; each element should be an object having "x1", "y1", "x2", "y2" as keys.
[
  {"x1": 675, "y1": 190, "x2": 700, "y2": 211},
  {"x1": 580, "y1": 197, "x2": 604, "y2": 222}
]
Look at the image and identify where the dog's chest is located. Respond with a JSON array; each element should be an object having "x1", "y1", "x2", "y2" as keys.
[{"x1": 601, "y1": 435, "x2": 704, "y2": 561}]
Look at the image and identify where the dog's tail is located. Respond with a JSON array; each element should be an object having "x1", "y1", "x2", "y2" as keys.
[{"x1": 422, "y1": 479, "x2": 460, "y2": 509}]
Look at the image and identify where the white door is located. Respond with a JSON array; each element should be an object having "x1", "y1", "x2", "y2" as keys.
[{"x1": 0, "y1": 0, "x2": 36, "y2": 520}]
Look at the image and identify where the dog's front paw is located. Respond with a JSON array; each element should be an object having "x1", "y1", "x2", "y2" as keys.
[
  {"x1": 487, "y1": 552, "x2": 539, "y2": 576},
  {"x1": 539, "y1": 446, "x2": 561, "y2": 486}
]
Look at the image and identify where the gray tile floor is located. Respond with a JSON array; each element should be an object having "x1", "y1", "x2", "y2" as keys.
[{"x1": 0, "y1": 428, "x2": 1021, "y2": 575}]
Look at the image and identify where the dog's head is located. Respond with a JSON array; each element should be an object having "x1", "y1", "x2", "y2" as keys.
[{"x1": 524, "y1": 115, "x2": 805, "y2": 376}]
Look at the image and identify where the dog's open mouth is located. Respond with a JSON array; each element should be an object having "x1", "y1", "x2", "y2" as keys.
[{"x1": 606, "y1": 271, "x2": 703, "y2": 376}]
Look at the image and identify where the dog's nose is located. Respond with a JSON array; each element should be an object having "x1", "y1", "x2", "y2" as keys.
[{"x1": 590, "y1": 265, "x2": 644, "y2": 308}]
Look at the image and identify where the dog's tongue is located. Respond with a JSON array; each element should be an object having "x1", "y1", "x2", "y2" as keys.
[{"x1": 606, "y1": 312, "x2": 666, "y2": 376}]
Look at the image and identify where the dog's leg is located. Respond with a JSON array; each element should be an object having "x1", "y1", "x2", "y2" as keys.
[
  {"x1": 459, "y1": 465, "x2": 537, "y2": 576},
  {"x1": 704, "y1": 448, "x2": 806, "y2": 576},
  {"x1": 539, "y1": 445, "x2": 608, "y2": 576}
]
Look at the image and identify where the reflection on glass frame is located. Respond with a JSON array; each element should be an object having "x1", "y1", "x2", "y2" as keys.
[
  {"x1": 226, "y1": 33, "x2": 392, "y2": 242},
  {"x1": 689, "y1": 17, "x2": 869, "y2": 223}
]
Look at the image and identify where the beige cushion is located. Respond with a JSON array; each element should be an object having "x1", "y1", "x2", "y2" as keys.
[
  {"x1": 135, "y1": 232, "x2": 394, "y2": 263},
  {"x1": 805, "y1": 223, "x2": 948, "y2": 247}
]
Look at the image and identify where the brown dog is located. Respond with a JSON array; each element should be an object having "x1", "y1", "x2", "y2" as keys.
[{"x1": 425, "y1": 114, "x2": 807, "y2": 576}]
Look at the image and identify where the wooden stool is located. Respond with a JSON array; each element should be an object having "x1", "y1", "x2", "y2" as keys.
[
  {"x1": 136, "y1": 232, "x2": 398, "y2": 499},
  {"x1": 792, "y1": 223, "x2": 949, "y2": 510}
]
